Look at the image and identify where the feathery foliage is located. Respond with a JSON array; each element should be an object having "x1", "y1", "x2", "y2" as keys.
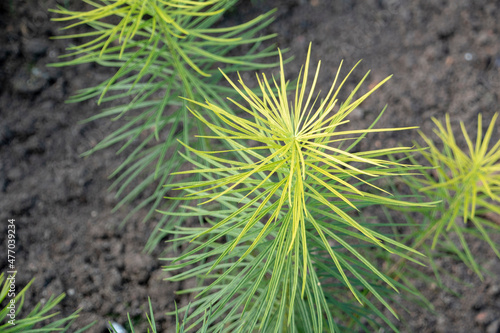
[
  {"x1": 401, "y1": 114, "x2": 500, "y2": 279},
  {"x1": 162, "y1": 44, "x2": 433, "y2": 332},
  {"x1": 51, "y1": 0, "x2": 281, "y2": 251},
  {"x1": 46, "y1": 1, "x2": 500, "y2": 331},
  {"x1": 0, "y1": 273, "x2": 93, "y2": 332},
  {"x1": 107, "y1": 299, "x2": 211, "y2": 333}
]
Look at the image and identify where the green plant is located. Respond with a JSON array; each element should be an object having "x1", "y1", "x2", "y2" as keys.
[
  {"x1": 396, "y1": 114, "x2": 500, "y2": 280},
  {"x1": 108, "y1": 300, "x2": 212, "y2": 333},
  {"x1": 162, "y1": 45, "x2": 434, "y2": 332},
  {"x1": 0, "y1": 273, "x2": 94, "y2": 332},
  {"x1": 51, "y1": 0, "x2": 282, "y2": 251},
  {"x1": 108, "y1": 298, "x2": 157, "y2": 333},
  {"x1": 48, "y1": 2, "x2": 500, "y2": 332}
]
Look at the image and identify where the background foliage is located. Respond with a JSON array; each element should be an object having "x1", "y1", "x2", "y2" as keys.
[{"x1": 51, "y1": 0, "x2": 282, "y2": 251}]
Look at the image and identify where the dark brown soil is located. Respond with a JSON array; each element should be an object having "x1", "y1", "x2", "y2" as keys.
[{"x1": 1, "y1": 0, "x2": 499, "y2": 332}]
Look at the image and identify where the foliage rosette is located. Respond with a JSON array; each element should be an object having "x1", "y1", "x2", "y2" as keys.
[
  {"x1": 403, "y1": 114, "x2": 500, "y2": 279},
  {"x1": 163, "y1": 45, "x2": 431, "y2": 331}
]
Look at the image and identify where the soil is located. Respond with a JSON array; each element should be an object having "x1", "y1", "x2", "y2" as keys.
[{"x1": 1, "y1": 0, "x2": 500, "y2": 332}]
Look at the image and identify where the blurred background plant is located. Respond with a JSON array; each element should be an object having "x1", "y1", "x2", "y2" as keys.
[
  {"x1": 0, "y1": 273, "x2": 94, "y2": 332},
  {"x1": 50, "y1": 0, "x2": 282, "y2": 252},
  {"x1": 386, "y1": 113, "x2": 500, "y2": 285}
]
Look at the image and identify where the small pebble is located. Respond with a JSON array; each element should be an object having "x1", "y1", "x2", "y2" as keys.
[
  {"x1": 110, "y1": 321, "x2": 127, "y2": 333},
  {"x1": 349, "y1": 108, "x2": 364, "y2": 120},
  {"x1": 487, "y1": 319, "x2": 500, "y2": 333},
  {"x1": 436, "y1": 314, "x2": 447, "y2": 332},
  {"x1": 464, "y1": 53, "x2": 473, "y2": 61},
  {"x1": 494, "y1": 56, "x2": 500, "y2": 68},
  {"x1": 476, "y1": 311, "x2": 494, "y2": 325},
  {"x1": 487, "y1": 284, "x2": 500, "y2": 297},
  {"x1": 23, "y1": 38, "x2": 49, "y2": 57}
]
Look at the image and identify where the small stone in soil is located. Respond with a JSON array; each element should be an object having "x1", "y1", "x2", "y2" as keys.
[
  {"x1": 487, "y1": 319, "x2": 500, "y2": 333},
  {"x1": 476, "y1": 311, "x2": 494, "y2": 325},
  {"x1": 22, "y1": 37, "x2": 49, "y2": 57}
]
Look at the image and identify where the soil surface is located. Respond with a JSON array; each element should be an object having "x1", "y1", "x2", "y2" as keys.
[{"x1": 1, "y1": 0, "x2": 500, "y2": 332}]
